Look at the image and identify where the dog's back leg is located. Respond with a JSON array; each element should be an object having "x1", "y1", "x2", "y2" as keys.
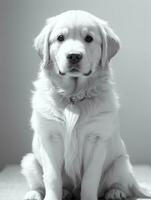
[
  {"x1": 21, "y1": 153, "x2": 45, "y2": 200},
  {"x1": 99, "y1": 155, "x2": 151, "y2": 200}
]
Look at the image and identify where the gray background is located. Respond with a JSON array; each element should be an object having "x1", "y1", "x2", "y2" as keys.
[{"x1": 0, "y1": 0, "x2": 151, "y2": 169}]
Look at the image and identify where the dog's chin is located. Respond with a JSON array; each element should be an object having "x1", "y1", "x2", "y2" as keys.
[{"x1": 57, "y1": 68, "x2": 92, "y2": 95}]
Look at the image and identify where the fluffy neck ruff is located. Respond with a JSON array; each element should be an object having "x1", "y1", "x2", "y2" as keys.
[
  {"x1": 57, "y1": 69, "x2": 111, "y2": 105},
  {"x1": 64, "y1": 71, "x2": 111, "y2": 105},
  {"x1": 34, "y1": 67, "x2": 113, "y2": 109}
]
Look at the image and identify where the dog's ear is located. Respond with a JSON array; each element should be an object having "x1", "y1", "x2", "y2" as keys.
[
  {"x1": 104, "y1": 25, "x2": 120, "y2": 65},
  {"x1": 95, "y1": 18, "x2": 120, "y2": 67},
  {"x1": 34, "y1": 17, "x2": 56, "y2": 68}
]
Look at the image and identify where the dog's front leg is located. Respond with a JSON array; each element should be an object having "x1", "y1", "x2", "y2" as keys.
[
  {"x1": 81, "y1": 138, "x2": 106, "y2": 200},
  {"x1": 40, "y1": 134, "x2": 64, "y2": 200}
]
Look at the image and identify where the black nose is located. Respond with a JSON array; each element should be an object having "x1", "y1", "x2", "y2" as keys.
[{"x1": 67, "y1": 53, "x2": 83, "y2": 64}]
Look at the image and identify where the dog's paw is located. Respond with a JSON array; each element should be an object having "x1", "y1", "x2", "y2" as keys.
[
  {"x1": 24, "y1": 190, "x2": 43, "y2": 200},
  {"x1": 105, "y1": 188, "x2": 126, "y2": 200}
]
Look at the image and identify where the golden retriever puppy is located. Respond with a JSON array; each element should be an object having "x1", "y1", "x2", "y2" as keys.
[{"x1": 21, "y1": 10, "x2": 151, "y2": 200}]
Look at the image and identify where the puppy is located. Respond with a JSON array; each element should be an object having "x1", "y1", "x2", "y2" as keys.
[{"x1": 21, "y1": 10, "x2": 151, "y2": 200}]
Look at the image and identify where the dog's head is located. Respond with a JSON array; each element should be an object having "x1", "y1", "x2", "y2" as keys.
[{"x1": 34, "y1": 10, "x2": 120, "y2": 94}]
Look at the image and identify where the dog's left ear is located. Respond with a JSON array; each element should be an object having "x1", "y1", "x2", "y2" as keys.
[
  {"x1": 104, "y1": 25, "x2": 120, "y2": 65},
  {"x1": 95, "y1": 18, "x2": 120, "y2": 67},
  {"x1": 34, "y1": 17, "x2": 56, "y2": 69}
]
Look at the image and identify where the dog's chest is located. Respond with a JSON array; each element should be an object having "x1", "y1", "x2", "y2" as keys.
[
  {"x1": 60, "y1": 102, "x2": 117, "y2": 182},
  {"x1": 63, "y1": 102, "x2": 116, "y2": 139}
]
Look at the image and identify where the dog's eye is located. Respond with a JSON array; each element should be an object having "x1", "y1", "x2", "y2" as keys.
[
  {"x1": 57, "y1": 34, "x2": 65, "y2": 42},
  {"x1": 84, "y1": 35, "x2": 93, "y2": 43}
]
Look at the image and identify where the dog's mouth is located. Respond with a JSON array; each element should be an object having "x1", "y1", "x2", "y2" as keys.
[
  {"x1": 70, "y1": 68, "x2": 80, "y2": 73},
  {"x1": 59, "y1": 68, "x2": 92, "y2": 77}
]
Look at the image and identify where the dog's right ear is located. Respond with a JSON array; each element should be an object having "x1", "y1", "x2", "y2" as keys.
[{"x1": 34, "y1": 17, "x2": 56, "y2": 68}]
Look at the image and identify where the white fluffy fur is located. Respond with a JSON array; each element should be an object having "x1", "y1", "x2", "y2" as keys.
[{"x1": 21, "y1": 10, "x2": 151, "y2": 200}]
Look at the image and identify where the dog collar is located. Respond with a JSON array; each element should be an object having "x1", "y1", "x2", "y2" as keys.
[{"x1": 68, "y1": 90, "x2": 92, "y2": 104}]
